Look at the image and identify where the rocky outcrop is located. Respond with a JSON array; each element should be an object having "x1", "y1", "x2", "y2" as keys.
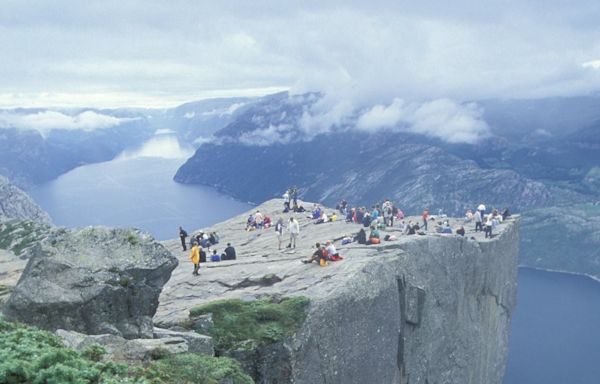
[
  {"x1": 157, "y1": 199, "x2": 519, "y2": 384},
  {"x1": 3, "y1": 227, "x2": 178, "y2": 339},
  {"x1": 0, "y1": 175, "x2": 52, "y2": 225}
]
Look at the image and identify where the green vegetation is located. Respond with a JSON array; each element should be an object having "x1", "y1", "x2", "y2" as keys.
[
  {"x1": 0, "y1": 220, "x2": 48, "y2": 256},
  {"x1": 142, "y1": 353, "x2": 253, "y2": 384},
  {"x1": 0, "y1": 316, "x2": 254, "y2": 384},
  {"x1": 189, "y1": 296, "x2": 310, "y2": 351}
]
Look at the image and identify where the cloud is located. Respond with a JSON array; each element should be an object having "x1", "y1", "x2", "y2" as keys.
[
  {"x1": 201, "y1": 102, "x2": 246, "y2": 117},
  {"x1": 1, "y1": 1, "x2": 600, "y2": 107},
  {"x1": 117, "y1": 134, "x2": 194, "y2": 160},
  {"x1": 0, "y1": 110, "x2": 138, "y2": 136},
  {"x1": 233, "y1": 95, "x2": 489, "y2": 145}
]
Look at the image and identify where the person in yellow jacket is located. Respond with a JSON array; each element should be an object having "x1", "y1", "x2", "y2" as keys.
[{"x1": 190, "y1": 242, "x2": 201, "y2": 276}]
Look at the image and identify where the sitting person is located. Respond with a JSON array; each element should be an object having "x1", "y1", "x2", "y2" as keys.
[
  {"x1": 302, "y1": 243, "x2": 327, "y2": 266},
  {"x1": 209, "y1": 232, "x2": 219, "y2": 245},
  {"x1": 406, "y1": 221, "x2": 417, "y2": 235},
  {"x1": 325, "y1": 240, "x2": 343, "y2": 261},
  {"x1": 315, "y1": 211, "x2": 329, "y2": 224},
  {"x1": 362, "y1": 213, "x2": 372, "y2": 228},
  {"x1": 441, "y1": 223, "x2": 453, "y2": 234},
  {"x1": 368, "y1": 226, "x2": 381, "y2": 244},
  {"x1": 355, "y1": 228, "x2": 367, "y2": 244},
  {"x1": 398, "y1": 221, "x2": 407, "y2": 232},
  {"x1": 330, "y1": 212, "x2": 337, "y2": 222},
  {"x1": 223, "y1": 243, "x2": 236, "y2": 260},
  {"x1": 312, "y1": 205, "x2": 322, "y2": 219},
  {"x1": 464, "y1": 209, "x2": 474, "y2": 223},
  {"x1": 345, "y1": 208, "x2": 354, "y2": 222},
  {"x1": 210, "y1": 249, "x2": 221, "y2": 262},
  {"x1": 246, "y1": 215, "x2": 256, "y2": 231},
  {"x1": 263, "y1": 216, "x2": 272, "y2": 229},
  {"x1": 456, "y1": 226, "x2": 465, "y2": 236}
]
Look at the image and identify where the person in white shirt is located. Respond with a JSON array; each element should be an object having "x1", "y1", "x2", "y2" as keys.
[
  {"x1": 287, "y1": 217, "x2": 300, "y2": 248},
  {"x1": 325, "y1": 240, "x2": 338, "y2": 258}
]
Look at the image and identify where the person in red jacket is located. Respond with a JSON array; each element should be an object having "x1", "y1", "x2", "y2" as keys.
[{"x1": 422, "y1": 208, "x2": 430, "y2": 231}]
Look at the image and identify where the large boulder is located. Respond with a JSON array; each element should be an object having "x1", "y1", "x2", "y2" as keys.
[{"x1": 3, "y1": 226, "x2": 178, "y2": 339}]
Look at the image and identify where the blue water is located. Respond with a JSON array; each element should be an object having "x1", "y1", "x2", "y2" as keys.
[
  {"x1": 27, "y1": 156, "x2": 253, "y2": 240},
  {"x1": 504, "y1": 268, "x2": 600, "y2": 384}
]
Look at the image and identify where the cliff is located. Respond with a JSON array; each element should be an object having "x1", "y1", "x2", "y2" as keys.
[
  {"x1": 157, "y1": 199, "x2": 519, "y2": 384},
  {"x1": 0, "y1": 175, "x2": 52, "y2": 225}
]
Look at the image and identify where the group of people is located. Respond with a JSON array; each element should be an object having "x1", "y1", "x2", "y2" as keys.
[
  {"x1": 182, "y1": 189, "x2": 511, "y2": 274},
  {"x1": 180, "y1": 226, "x2": 237, "y2": 275},
  {"x1": 245, "y1": 210, "x2": 273, "y2": 231}
]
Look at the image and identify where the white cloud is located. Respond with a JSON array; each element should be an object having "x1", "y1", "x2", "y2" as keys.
[
  {"x1": 117, "y1": 135, "x2": 194, "y2": 160},
  {"x1": 201, "y1": 102, "x2": 246, "y2": 117},
  {"x1": 582, "y1": 60, "x2": 600, "y2": 69},
  {"x1": 0, "y1": 110, "x2": 138, "y2": 136}
]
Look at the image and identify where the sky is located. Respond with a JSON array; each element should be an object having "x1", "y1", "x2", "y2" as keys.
[{"x1": 2, "y1": 0, "x2": 600, "y2": 108}]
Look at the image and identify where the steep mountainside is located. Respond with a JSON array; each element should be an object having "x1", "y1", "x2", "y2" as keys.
[{"x1": 0, "y1": 175, "x2": 51, "y2": 225}]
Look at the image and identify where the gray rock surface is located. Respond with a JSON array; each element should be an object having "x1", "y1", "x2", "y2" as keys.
[
  {"x1": 0, "y1": 175, "x2": 52, "y2": 225},
  {"x1": 157, "y1": 199, "x2": 519, "y2": 384},
  {"x1": 153, "y1": 326, "x2": 214, "y2": 355},
  {"x1": 3, "y1": 227, "x2": 178, "y2": 339},
  {"x1": 57, "y1": 329, "x2": 188, "y2": 364}
]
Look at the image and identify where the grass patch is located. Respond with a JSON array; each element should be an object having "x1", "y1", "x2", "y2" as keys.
[
  {"x1": 0, "y1": 316, "x2": 254, "y2": 384},
  {"x1": 189, "y1": 296, "x2": 310, "y2": 351},
  {"x1": 0, "y1": 220, "x2": 49, "y2": 256}
]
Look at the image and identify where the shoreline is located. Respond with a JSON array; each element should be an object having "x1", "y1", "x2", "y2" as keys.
[{"x1": 518, "y1": 265, "x2": 600, "y2": 284}]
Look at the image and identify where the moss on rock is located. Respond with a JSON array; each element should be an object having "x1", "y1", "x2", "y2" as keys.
[{"x1": 189, "y1": 296, "x2": 310, "y2": 352}]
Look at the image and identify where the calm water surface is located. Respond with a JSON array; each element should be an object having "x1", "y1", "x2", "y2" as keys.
[
  {"x1": 504, "y1": 268, "x2": 600, "y2": 384},
  {"x1": 28, "y1": 156, "x2": 252, "y2": 240}
]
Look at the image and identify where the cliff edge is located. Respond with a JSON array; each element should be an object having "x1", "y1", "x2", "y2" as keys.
[{"x1": 158, "y1": 199, "x2": 519, "y2": 384}]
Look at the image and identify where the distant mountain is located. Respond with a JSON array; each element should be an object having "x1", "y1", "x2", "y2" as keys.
[
  {"x1": 174, "y1": 92, "x2": 600, "y2": 278},
  {"x1": 0, "y1": 109, "x2": 153, "y2": 187}
]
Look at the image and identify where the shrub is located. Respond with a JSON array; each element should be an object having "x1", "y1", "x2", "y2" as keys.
[{"x1": 189, "y1": 296, "x2": 310, "y2": 351}]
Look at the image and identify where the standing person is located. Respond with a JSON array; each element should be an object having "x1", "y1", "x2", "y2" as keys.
[
  {"x1": 422, "y1": 208, "x2": 430, "y2": 231},
  {"x1": 477, "y1": 203, "x2": 486, "y2": 220},
  {"x1": 291, "y1": 186, "x2": 298, "y2": 206},
  {"x1": 189, "y1": 242, "x2": 200, "y2": 276},
  {"x1": 179, "y1": 226, "x2": 188, "y2": 251},
  {"x1": 275, "y1": 218, "x2": 284, "y2": 250},
  {"x1": 484, "y1": 215, "x2": 493, "y2": 238},
  {"x1": 288, "y1": 217, "x2": 300, "y2": 249},
  {"x1": 474, "y1": 209, "x2": 483, "y2": 232}
]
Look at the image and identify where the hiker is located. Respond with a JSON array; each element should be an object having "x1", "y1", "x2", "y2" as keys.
[
  {"x1": 283, "y1": 190, "x2": 291, "y2": 211},
  {"x1": 456, "y1": 226, "x2": 465, "y2": 236},
  {"x1": 287, "y1": 217, "x2": 300, "y2": 248},
  {"x1": 223, "y1": 243, "x2": 236, "y2": 260},
  {"x1": 275, "y1": 218, "x2": 284, "y2": 250},
  {"x1": 464, "y1": 209, "x2": 474, "y2": 223},
  {"x1": 211, "y1": 249, "x2": 221, "y2": 262},
  {"x1": 356, "y1": 208, "x2": 365, "y2": 224},
  {"x1": 312, "y1": 205, "x2": 322, "y2": 219},
  {"x1": 398, "y1": 221, "x2": 407, "y2": 232},
  {"x1": 263, "y1": 215, "x2": 272, "y2": 229},
  {"x1": 345, "y1": 208, "x2": 354, "y2": 222},
  {"x1": 315, "y1": 211, "x2": 328, "y2": 224},
  {"x1": 209, "y1": 232, "x2": 219, "y2": 245},
  {"x1": 254, "y1": 211, "x2": 264, "y2": 229},
  {"x1": 371, "y1": 206, "x2": 380, "y2": 220},
  {"x1": 290, "y1": 186, "x2": 298, "y2": 206},
  {"x1": 368, "y1": 226, "x2": 381, "y2": 244},
  {"x1": 325, "y1": 240, "x2": 342, "y2": 261},
  {"x1": 362, "y1": 212, "x2": 372, "y2": 228},
  {"x1": 396, "y1": 207, "x2": 404, "y2": 220},
  {"x1": 302, "y1": 242, "x2": 326, "y2": 266},
  {"x1": 422, "y1": 208, "x2": 430, "y2": 231},
  {"x1": 355, "y1": 228, "x2": 367, "y2": 244},
  {"x1": 484, "y1": 215, "x2": 493, "y2": 238},
  {"x1": 190, "y1": 242, "x2": 200, "y2": 276},
  {"x1": 406, "y1": 221, "x2": 417, "y2": 235},
  {"x1": 474, "y1": 209, "x2": 483, "y2": 232},
  {"x1": 338, "y1": 199, "x2": 348, "y2": 214},
  {"x1": 441, "y1": 223, "x2": 453, "y2": 234},
  {"x1": 477, "y1": 203, "x2": 486, "y2": 219},
  {"x1": 246, "y1": 214, "x2": 256, "y2": 231},
  {"x1": 179, "y1": 226, "x2": 188, "y2": 251},
  {"x1": 502, "y1": 208, "x2": 510, "y2": 221}
]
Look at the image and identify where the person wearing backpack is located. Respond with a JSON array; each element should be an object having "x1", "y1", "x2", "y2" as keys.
[{"x1": 179, "y1": 226, "x2": 188, "y2": 251}]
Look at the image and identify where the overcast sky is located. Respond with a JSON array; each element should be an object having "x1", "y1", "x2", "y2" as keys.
[{"x1": 2, "y1": 0, "x2": 600, "y2": 108}]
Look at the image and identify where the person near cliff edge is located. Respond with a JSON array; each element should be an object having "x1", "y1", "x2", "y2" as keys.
[
  {"x1": 422, "y1": 208, "x2": 430, "y2": 231},
  {"x1": 190, "y1": 242, "x2": 201, "y2": 276},
  {"x1": 275, "y1": 218, "x2": 284, "y2": 250},
  {"x1": 287, "y1": 217, "x2": 300, "y2": 249},
  {"x1": 179, "y1": 226, "x2": 188, "y2": 251}
]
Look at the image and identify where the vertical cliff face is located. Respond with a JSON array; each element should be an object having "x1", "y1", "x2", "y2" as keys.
[
  {"x1": 0, "y1": 175, "x2": 52, "y2": 225},
  {"x1": 290, "y1": 219, "x2": 518, "y2": 384},
  {"x1": 158, "y1": 200, "x2": 519, "y2": 384}
]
